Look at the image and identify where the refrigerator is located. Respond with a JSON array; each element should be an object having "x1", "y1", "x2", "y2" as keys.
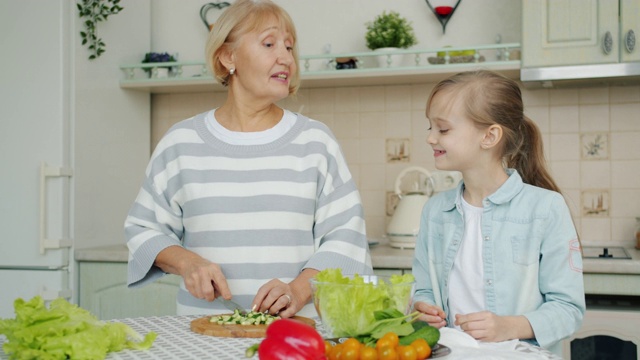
[{"x1": 0, "y1": 0, "x2": 74, "y2": 318}]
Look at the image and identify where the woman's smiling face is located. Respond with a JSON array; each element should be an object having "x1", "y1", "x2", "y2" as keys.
[
  {"x1": 426, "y1": 91, "x2": 486, "y2": 172},
  {"x1": 231, "y1": 16, "x2": 296, "y2": 103}
]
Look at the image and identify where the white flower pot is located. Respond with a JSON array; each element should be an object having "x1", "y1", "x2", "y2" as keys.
[{"x1": 374, "y1": 47, "x2": 404, "y2": 68}]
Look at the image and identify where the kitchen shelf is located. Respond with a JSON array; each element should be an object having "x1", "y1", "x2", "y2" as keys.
[{"x1": 119, "y1": 43, "x2": 521, "y2": 94}]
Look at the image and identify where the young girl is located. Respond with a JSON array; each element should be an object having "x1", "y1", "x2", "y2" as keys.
[{"x1": 412, "y1": 70, "x2": 585, "y2": 352}]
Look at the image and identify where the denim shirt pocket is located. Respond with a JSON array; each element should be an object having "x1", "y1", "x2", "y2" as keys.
[{"x1": 511, "y1": 235, "x2": 540, "y2": 266}]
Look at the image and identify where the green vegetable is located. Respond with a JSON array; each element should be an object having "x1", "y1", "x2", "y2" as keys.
[
  {"x1": 210, "y1": 309, "x2": 279, "y2": 325},
  {"x1": 399, "y1": 321, "x2": 440, "y2": 348},
  {"x1": 312, "y1": 269, "x2": 415, "y2": 338},
  {"x1": 0, "y1": 296, "x2": 156, "y2": 360}
]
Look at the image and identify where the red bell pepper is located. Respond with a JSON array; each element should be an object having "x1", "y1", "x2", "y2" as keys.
[{"x1": 246, "y1": 318, "x2": 326, "y2": 360}]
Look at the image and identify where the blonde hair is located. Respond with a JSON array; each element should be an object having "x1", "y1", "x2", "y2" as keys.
[
  {"x1": 204, "y1": 0, "x2": 300, "y2": 94},
  {"x1": 426, "y1": 70, "x2": 560, "y2": 193}
]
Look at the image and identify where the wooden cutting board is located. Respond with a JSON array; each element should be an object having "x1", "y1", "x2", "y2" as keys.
[{"x1": 190, "y1": 315, "x2": 316, "y2": 338}]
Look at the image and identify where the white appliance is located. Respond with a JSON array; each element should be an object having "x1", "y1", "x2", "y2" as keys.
[{"x1": 0, "y1": 1, "x2": 74, "y2": 318}]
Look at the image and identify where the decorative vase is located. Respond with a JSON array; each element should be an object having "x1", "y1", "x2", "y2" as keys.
[{"x1": 373, "y1": 47, "x2": 404, "y2": 68}]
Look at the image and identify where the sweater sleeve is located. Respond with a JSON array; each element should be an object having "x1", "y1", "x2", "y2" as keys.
[
  {"x1": 124, "y1": 161, "x2": 185, "y2": 288},
  {"x1": 302, "y1": 127, "x2": 372, "y2": 276}
]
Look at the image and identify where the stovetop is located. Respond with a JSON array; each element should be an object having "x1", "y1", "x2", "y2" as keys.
[{"x1": 582, "y1": 246, "x2": 632, "y2": 260}]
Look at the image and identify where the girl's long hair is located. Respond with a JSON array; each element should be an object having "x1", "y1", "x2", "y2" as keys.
[{"x1": 426, "y1": 70, "x2": 560, "y2": 193}]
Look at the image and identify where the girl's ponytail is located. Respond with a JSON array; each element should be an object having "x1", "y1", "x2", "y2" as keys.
[{"x1": 507, "y1": 116, "x2": 561, "y2": 193}]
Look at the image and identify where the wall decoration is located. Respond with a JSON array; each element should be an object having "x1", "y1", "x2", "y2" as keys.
[
  {"x1": 581, "y1": 189, "x2": 610, "y2": 217},
  {"x1": 581, "y1": 132, "x2": 609, "y2": 160},
  {"x1": 77, "y1": 0, "x2": 124, "y2": 60},
  {"x1": 200, "y1": 2, "x2": 231, "y2": 31},
  {"x1": 386, "y1": 138, "x2": 410, "y2": 163},
  {"x1": 425, "y1": 0, "x2": 462, "y2": 34}
]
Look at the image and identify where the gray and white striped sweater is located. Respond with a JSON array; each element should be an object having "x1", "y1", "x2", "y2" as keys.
[{"x1": 125, "y1": 111, "x2": 372, "y2": 316}]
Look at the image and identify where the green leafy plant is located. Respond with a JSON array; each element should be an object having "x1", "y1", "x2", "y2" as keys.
[
  {"x1": 365, "y1": 11, "x2": 417, "y2": 50},
  {"x1": 77, "y1": 0, "x2": 124, "y2": 60}
]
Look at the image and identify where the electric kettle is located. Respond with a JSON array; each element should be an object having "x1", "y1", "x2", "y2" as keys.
[{"x1": 386, "y1": 166, "x2": 433, "y2": 249}]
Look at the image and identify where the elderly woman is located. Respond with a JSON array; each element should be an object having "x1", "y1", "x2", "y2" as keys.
[{"x1": 124, "y1": 0, "x2": 372, "y2": 318}]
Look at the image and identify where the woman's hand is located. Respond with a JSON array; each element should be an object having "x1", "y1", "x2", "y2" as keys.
[
  {"x1": 454, "y1": 311, "x2": 534, "y2": 342},
  {"x1": 414, "y1": 301, "x2": 447, "y2": 328},
  {"x1": 253, "y1": 268, "x2": 319, "y2": 317},
  {"x1": 155, "y1": 246, "x2": 231, "y2": 302}
]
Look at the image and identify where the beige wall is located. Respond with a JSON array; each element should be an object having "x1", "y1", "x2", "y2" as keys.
[{"x1": 151, "y1": 83, "x2": 640, "y2": 248}]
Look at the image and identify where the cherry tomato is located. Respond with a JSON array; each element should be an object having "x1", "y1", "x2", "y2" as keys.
[
  {"x1": 380, "y1": 332, "x2": 400, "y2": 349},
  {"x1": 360, "y1": 346, "x2": 379, "y2": 360},
  {"x1": 342, "y1": 338, "x2": 362, "y2": 352},
  {"x1": 341, "y1": 346, "x2": 359, "y2": 360},
  {"x1": 324, "y1": 340, "x2": 334, "y2": 355},
  {"x1": 375, "y1": 338, "x2": 393, "y2": 351},
  {"x1": 378, "y1": 346, "x2": 399, "y2": 360},
  {"x1": 329, "y1": 343, "x2": 344, "y2": 360},
  {"x1": 410, "y1": 339, "x2": 431, "y2": 360},
  {"x1": 397, "y1": 345, "x2": 418, "y2": 360}
]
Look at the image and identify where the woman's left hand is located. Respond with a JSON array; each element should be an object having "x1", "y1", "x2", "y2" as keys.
[
  {"x1": 252, "y1": 268, "x2": 319, "y2": 318},
  {"x1": 454, "y1": 311, "x2": 534, "y2": 342}
]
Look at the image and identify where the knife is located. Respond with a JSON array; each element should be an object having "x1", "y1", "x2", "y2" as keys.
[{"x1": 218, "y1": 298, "x2": 247, "y2": 314}]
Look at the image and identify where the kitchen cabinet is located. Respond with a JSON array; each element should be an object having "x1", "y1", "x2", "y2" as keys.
[
  {"x1": 78, "y1": 261, "x2": 180, "y2": 320},
  {"x1": 522, "y1": 0, "x2": 640, "y2": 68}
]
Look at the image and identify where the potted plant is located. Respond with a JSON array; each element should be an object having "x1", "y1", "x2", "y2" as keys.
[
  {"x1": 365, "y1": 11, "x2": 417, "y2": 67},
  {"x1": 142, "y1": 52, "x2": 177, "y2": 78}
]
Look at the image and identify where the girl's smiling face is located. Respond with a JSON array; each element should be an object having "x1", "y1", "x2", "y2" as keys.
[
  {"x1": 426, "y1": 91, "x2": 487, "y2": 172},
  {"x1": 231, "y1": 16, "x2": 296, "y2": 102}
]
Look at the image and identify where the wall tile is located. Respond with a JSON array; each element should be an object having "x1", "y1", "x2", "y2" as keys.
[
  {"x1": 339, "y1": 138, "x2": 360, "y2": 166},
  {"x1": 610, "y1": 85, "x2": 640, "y2": 104},
  {"x1": 524, "y1": 106, "x2": 550, "y2": 133},
  {"x1": 611, "y1": 218, "x2": 637, "y2": 246},
  {"x1": 411, "y1": 83, "x2": 433, "y2": 110},
  {"x1": 549, "y1": 133, "x2": 580, "y2": 161},
  {"x1": 359, "y1": 138, "x2": 385, "y2": 164},
  {"x1": 579, "y1": 87, "x2": 609, "y2": 104},
  {"x1": 385, "y1": 111, "x2": 412, "y2": 138},
  {"x1": 549, "y1": 88, "x2": 579, "y2": 105},
  {"x1": 549, "y1": 105, "x2": 579, "y2": 133},
  {"x1": 610, "y1": 189, "x2": 640, "y2": 218},
  {"x1": 580, "y1": 161, "x2": 610, "y2": 188},
  {"x1": 308, "y1": 88, "x2": 335, "y2": 113},
  {"x1": 611, "y1": 103, "x2": 640, "y2": 131},
  {"x1": 360, "y1": 190, "x2": 386, "y2": 217},
  {"x1": 610, "y1": 132, "x2": 640, "y2": 160},
  {"x1": 359, "y1": 86, "x2": 385, "y2": 112},
  {"x1": 580, "y1": 217, "x2": 611, "y2": 244},
  {"x1": 521, "y1": 88, "x2": 549, "y2": 106},
  {"x1": 332, "y1": 112, "x2": 360, "y2": 139},
  {"x1": 360, "y1": 164, "x2": 386, "y2": 191},
  {"x1": 611, "y1": 160, "x2": 640, "y2": 188},
  {"x1": 360, "y1": 111, "x2": 386, "y2": 139},
  {"x1": 550, "y1": 161, "x2": 580, "y2": 190},
  {"x1": 385, "y1": 85, "x2": 412, "y2": 111},
  {"x1": 335, "y1": 87, "x2": 360, "y2": 113},
  {"x1": 579, "y1": 104, "x2": 609, "y2": 132}
]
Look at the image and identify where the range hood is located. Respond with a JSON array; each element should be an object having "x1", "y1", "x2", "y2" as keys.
[{"x1": 520, "y1": 62, "x2": 640, "y2": 88}]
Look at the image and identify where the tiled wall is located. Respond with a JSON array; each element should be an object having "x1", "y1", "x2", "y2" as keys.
[{"x1": 151, "y1": 83, "x2": 640, "y2": 248}]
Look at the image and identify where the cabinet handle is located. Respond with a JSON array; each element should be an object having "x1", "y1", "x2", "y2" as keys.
[
  {"x1": 40, "y1": 162, "x2": 73, "y2": 254},
  {"x1": 602, "y1": 31, "x2": 613, "y2": 55},
  {"x1": 625, "y1": 30, "x2": 636, "y2": 53}
]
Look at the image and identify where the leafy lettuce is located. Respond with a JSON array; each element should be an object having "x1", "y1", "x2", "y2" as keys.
[
  {"x1": 0, "y1": 296, "x2": 156, "y2": 360},
  {"x1": 313, "y1": 269, "x2": 415, "y2": 338}
]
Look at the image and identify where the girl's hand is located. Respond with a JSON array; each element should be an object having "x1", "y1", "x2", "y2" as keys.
[
  {"x1": 413, "y1": 301, "x2": 447, "y2": 328},
  {"x1": 454, "y1": 311, "x2": 532, "y2": 342}
]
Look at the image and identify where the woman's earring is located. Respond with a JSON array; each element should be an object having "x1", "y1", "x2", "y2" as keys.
[{"x1": 229, "y1": 68, "x2": 235, "y2": 75}]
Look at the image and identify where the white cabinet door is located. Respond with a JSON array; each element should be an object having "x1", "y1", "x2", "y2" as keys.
[
  {"x1": 621, "y1": 0, "x2": 640, "y2": 62},
  {"x1": 79, "y1": 262, "x2": 180, "y2": 320},
  {"x1": 522, "y1": 0, "x2": 619, "y2": 67}
]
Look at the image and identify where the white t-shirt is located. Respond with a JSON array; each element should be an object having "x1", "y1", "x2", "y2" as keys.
[
  {"x1": 206, "y1": 109, "x2": 297, "y2": 145},
  {"x1": 448, "y1": 196, "x2": 486, "y2": 329}
]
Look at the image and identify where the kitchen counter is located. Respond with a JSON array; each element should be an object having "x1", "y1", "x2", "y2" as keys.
[
  {"x1": 0, "y1": 315, "x2": 561, "y2": 360},
  {"x1": 75, "y1": 242, "x2": 640, "y2": 275}
]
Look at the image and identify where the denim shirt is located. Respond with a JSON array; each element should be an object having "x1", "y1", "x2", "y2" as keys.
[{"x1": 412, "y1": 169, "x2": 585, "y2": 349}]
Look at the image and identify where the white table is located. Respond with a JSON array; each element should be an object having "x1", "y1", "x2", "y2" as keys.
[{"x1": 0, "y1": 315, "x2": 562, "y2": 359}]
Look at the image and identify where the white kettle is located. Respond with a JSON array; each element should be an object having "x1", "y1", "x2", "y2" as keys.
[{"x1": 386, "y1": 166, "x2": 433, "y2": 249}]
